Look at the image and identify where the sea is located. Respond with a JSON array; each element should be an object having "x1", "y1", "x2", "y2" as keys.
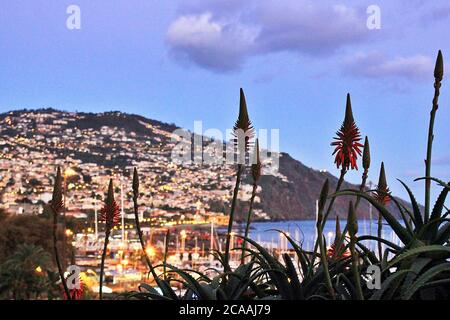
[{"x1": 243, "y1": 219, "x2": 401, "y2": 252}]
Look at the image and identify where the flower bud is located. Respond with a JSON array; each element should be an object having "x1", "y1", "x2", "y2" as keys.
[
  {"x1": 362, "y1": 136, "x2": 370, "y2": 171},
  {"x1": 133, "y1": 167, "x2": 139, "y2": 198},
  {"x1": 347, "y1": 202, "x2": 358, "y2": 238},
  {"x1": 434, "y1": 50, "x2": 444, "y2": 81}
]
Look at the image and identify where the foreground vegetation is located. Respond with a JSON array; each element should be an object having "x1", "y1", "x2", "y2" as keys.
[
  {"x1": 1, "y1": 51, "x2": 448, "y2": 300},
  {"x1": 121, "y1": 50, "x2": 449, "y2": 300}
]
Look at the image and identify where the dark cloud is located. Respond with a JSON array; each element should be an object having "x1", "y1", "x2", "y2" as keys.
[
  {"x1": 166, "y1": 12, "x2": 257, "y2": 72},
  {"x1": 166, "y1": 1, "x2": 372, "y2": 72},
  {"x1": 253, "y1": 2, "x2": 368, "y2": 55}
]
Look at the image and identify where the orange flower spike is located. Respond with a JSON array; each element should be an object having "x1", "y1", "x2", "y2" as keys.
[{"x1": 331, "y1": 94, "x2": 363, "y2": 170}]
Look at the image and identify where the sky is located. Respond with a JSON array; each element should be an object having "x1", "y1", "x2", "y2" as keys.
[{"x1": 0, "y1": 0, "x2": 449, "y2": 202}]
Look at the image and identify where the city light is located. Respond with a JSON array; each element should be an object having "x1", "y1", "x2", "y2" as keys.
[
  {"x1": 145, "y1": 246, "x2": 156, "y2": 258},
  {"x1": 64, "y1": 168, "x2": 77, "y2": 178}
]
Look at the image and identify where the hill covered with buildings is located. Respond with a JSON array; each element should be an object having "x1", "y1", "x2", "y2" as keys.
[{"x1": 0, "y1": 109, "x2": 410, "y2": 222}]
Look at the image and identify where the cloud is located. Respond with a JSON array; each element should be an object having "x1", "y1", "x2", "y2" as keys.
[
  {"x1": 253, "y1": 2, "x2": 368, "y2": 55},
  {"x1": 342, "y1": 52, "x2": 434, "y2": 79},
  {"x1": 166, "y1": 1, "x2": 371, "y2": 72},
  {"x1": 166, "y1": 12, "x2": 258, "y2": 72}
]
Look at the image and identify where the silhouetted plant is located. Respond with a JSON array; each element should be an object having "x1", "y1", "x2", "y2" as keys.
[
  {"x1": 62, "y1": 50, "x2": 450, "y2": 301},
  {"x1": 224, "y1": 88, "x2": 255, "y2": 271},
  {"x1": 241, "y1": 138, "x2": 261, "y2": 264},
  {"x1": 98, "y1": 179, "x2": 120, "y2": 300},
  {"x1": 49, "y1": 167, "x2": 71, "y2": 300},
  {"x1": 334, "y1": 50, "x2": 450, "y2": 299}
]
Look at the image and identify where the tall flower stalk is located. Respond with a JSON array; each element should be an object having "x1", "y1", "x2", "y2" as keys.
[
  {"x1": 132, "y1": 168, "x2": 158, "y2": 280},
  {"x1": 331, "y1": 93, "x2": 363, "y2": 171},
  {"x1": 50, "y1": 167, "x2": 71, "y2": 300},
  {"x1": 347, "y1": 201, "x2": 364, "y2": 300},
  {"x1": 323, "y1": 93, "x2": 363, "y2": 225},
  {"x1": 99, "y1": 179, "x2": 120, "y2": 300},
  {"x1": 425, "y1": 50, "x2": 444, "y2": 222},
  {"x1": 163, "y1": 229, "x2": 170, "y2": 280},
  {"x1": 224, "y1": 88, "x2": 254, "y2": 270},
  {"x1": 374, "y1": 162, "x2": 390, "y2": 260},
  {"x1": 241, "y1": 139, "x2": 261, "y2": 264},
  {"x1": 316, "y1": 179, "x2": 335, "y2": 298},
  {"x1": 310, "y1": 94, "x2": 362, "y2": 279},
  {"x1": 355, "y1": 136, "x2": 371, "y2": 210}
]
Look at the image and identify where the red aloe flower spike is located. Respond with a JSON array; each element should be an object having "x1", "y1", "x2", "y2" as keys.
[
  {"x1": 63, "y1": 276, "x2": 84, "y2": 300},
  {"x1": 100, "y1": 179, "x2": 120, "y2": 229},
  {"x1": 327, "y1": 215, "x2": 351, "y2": 259},
  {"x1": 331, "y1": 93, "x2": 363, "y2": 170},
  {"x1": 374, "y1": 162, "x2": 390, "y2": 205}
]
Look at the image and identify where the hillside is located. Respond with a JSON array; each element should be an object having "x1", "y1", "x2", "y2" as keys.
[{"x1": 0, "y1": 108, "x2": 411, "y2": 220}]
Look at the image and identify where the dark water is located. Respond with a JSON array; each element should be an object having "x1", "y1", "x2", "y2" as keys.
[{"x1": 245, "y1": 219, "x2": 401, "y2": 252}]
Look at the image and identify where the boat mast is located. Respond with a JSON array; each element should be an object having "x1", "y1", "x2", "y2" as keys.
[
  {"x1": 94, "y1": 196, "x2": 98, "y2": 240},
  {"x1": 209, "y1": 218, "x2": 214, "y2": 262},
  {"x1": 120, "y1": 174, "x2": 125, "y2": 246}
]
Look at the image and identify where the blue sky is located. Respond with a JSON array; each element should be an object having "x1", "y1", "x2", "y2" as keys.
[{"x1": 0, "y1": 0, "x2": 449, "y2": 202}]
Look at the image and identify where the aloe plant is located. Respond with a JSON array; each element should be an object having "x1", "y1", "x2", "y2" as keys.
[
  {"x1": 224, "y1": 88, "x2": 255, "y2": 271},
  {"x1": 124, "y1": 50, "x2": 449, "y2": 301},
  {"x1": 241, "y1": 138, "x2": 261, "y2": 264},
  {"x1": 49, "y1": 167, "x2": 71, "y2": 300},
  {"x1": 332, "y1": 50, "x2": 450, "y2": 299}
]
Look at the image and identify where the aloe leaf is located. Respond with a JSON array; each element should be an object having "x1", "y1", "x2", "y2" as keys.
[
  {"x1": 318, "y1": 234, "x2": 335, "y2": 299},
  {"x1": 227, "y1": 262, "x2": 254, "y2": 298},
  {"x1": 435, "y1": 222, "x2": 450, "y2": 244},
  {"x1": 420, "y1": 278, "x2": 450, "y2": 290},
  {"x1": 282, "y1": 253, "x2": 303, "y2": 299},
  {"x1": 357, "y1": 235, "x2": 402, "y2": 251},
  {"x1": 402, "y1": 263, "x2": 450, "y2": 299},
  {"x1": 230, "y1": 268, "x2": 268, "y2": 299},
  {"x1": 333, "y1": 190, "x2": 413, "y2": 244},
  {"x1": 270, "y1": 229, "x2": 310, "y2": 276},
  {"x1": 369, "y1": 270, "x2": 411, "y2": 300},
  {"x1": 335, "y1": 273, "x2": 355, "y2": 300},
  {"x1": 400, "y1": 257, "x2": 432, "y2": 297},
  {"x1": 236, "y1": 235, "x2": 292, "y2": 299},
  {"x1": 398, "y1": 179, "x2": 424, "y2": 228},
  {"x1": 155, "y1": 277, "x2": 179, "y2": 300},
  {"x1": 165, "y1": 265, "x2": 216, "y2": 300},
  {"x1": 356, "y1": 242, "x2": 379, "y2": 264},
  {"x1": 388, "y1": 194, "x2": 414, "y2": 235},
  {"x1": 127, "y1": 291, "x2": 173, "y2": 300},
  {"x1": 388, "y1": 245, "x2": 450, "y2": 269},
  {"x1": 414, "y1": 177, "x2": 449, "y2": 188},
  {"x1": 138, "y1": 283, "x2": 162, "y2": 296},
  {"x1": 428, "y1": 185, "x2": 449, "y2": 238},
  {"x1": 417, "y1": 217, "x2": 450, "y2": 241},
  {"x1": 381, "y1": 248, "x2": 397, "y2": 271},
  {"x1": 304, "y1": 258, "x2": 349, "y2": 294}
]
